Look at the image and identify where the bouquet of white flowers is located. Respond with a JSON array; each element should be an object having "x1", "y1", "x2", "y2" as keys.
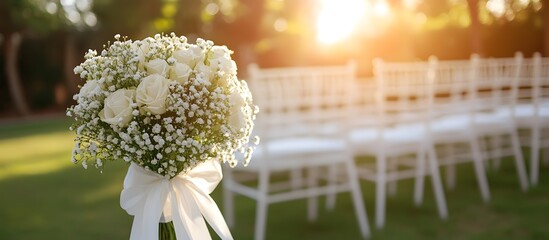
[{"x1": 67, "y1": 33, "x2": 258, "y2": 240}]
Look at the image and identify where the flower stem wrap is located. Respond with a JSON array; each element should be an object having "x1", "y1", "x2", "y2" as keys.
[{"x1": 120, "y1": 160, "x2": 233, "y2": 240}]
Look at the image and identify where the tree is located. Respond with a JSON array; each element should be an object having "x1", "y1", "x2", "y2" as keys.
[
  {"x1": 467, "y1": 0, "x2": 483, "y2": 55},
  {"x1": 1, "y1": 0, "x2": 97, "y2": 116},
  {"x1": 417, "y1": 0, "x2": 543, "y2": 57},
  {"x1": 543, "y1": 0, "x2": 549, "y2": 56},
  {"x1": 92, "y1": 0, "x2": 162, "y2": 39},
  {"x1": 0, "y1": 0, "x2": 29, "y2": 116}
]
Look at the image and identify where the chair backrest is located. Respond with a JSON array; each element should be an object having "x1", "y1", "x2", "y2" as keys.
[
  {"x1": 473, "y1": 53, "x2": 524, "y2": 112},
  {"x1": 247, "y1": 62, "x2": 356, "y2": 141},
  {"x1": 348, "y1": 78, "x2": 377, "y2": 128},
  {"x1": 431, "y1": 58, "x2": 472, "y2": 117},
  {"x1": 373, "y1": 57, "x2": 437, "y2": 128},
  {"x1": 532, "y1": 53, "x2": 549, "y2": 110},
  {"x1": 430, "y1": 54, "x2": 523, "y2": 123}
]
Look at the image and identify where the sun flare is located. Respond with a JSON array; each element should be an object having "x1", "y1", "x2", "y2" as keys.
[{"x1": 316, "y1": 0, "x2": 366, "y2": 45}]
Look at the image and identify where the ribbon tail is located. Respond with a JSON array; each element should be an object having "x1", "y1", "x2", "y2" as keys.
[
  {"x1": 146, "y1": 186, "x2": 169, "y2": 240},
  {"x1": 191, "y1": 185, "x2": 234, "y2": 240},
  {"x1": 129, "y1": 214, "x2": 146, "y2": 240},
  {"x1": 124, "y1": 182, "x2": 169, "y2": 240},
  {"x1": 120, "y1": 175, "x2": 168, "y2": 240},
  {"x1": 171, "y1": 185, "x2": 213, "y2": 240}
]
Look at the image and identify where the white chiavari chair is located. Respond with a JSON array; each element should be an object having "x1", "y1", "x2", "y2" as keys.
[
  {"x1": 427, "y1": 57, "x2": 492, "y2": 201},
  {"x1": 349, "y1": 57, "x2": 448, "y2": 229},
  {"x1": 507, "y1": 53, "x2": 549, "y2": 185},
  {"x1": 429, "y1": 54, "x2": 529, "y2": 203},
  {"x1": 471, "y1": 54, "x2": 529, "y2": 191},
  {"x1": 222, "y1": 62, "x2": 370, "y2": 240}
]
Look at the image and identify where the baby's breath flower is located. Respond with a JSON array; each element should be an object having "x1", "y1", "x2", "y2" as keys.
[{"x1": 68, "y1": 33, "x2": 258, "y2": 176}]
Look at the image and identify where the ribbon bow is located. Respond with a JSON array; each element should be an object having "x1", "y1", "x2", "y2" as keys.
[{"x1": 120, "y1": 160, "x2": 233, "y2": 240}]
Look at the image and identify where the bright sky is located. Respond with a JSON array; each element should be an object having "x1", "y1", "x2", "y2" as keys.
[
  {"x1": 314, "y1": 0, "x2": 535, "y2": 44},
  {"x1": 315, "y1": 0, "x2": 393, "y2": 45}
]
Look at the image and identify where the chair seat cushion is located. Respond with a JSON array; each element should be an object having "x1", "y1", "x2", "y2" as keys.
[
  {"x1": 496, "y1": 104, "x2": 549, "y2": 127},
  {"x1": 260, "y1": 137, "x2": 346, "y2": 156},
  {"x1": 238, "y1": 137, "x2": 348, "y2": 171},
  {"x1": 349, "y1": 124, "x2": 426, "y2": 144},
  {"x1": 430, "y1": 112, "x2": 512, "y2": 139},
  {"x1": 349, "y1": 124, "x2": 426, "y2": 156},
  {"x1": 432, "y1": 115, "x2": 470, "y2": 133}
]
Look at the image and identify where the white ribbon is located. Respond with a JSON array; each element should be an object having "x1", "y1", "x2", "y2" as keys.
[{"x1": 120, "y1": 160, "x2": 233, "y2": 240}]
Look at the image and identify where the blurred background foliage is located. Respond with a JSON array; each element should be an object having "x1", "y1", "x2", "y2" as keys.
[{"x1": 0, "y1": 0, "x2": 547, "y2": 118}]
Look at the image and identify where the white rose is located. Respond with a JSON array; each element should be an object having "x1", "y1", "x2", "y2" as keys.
[
  {"x1": 225, "y1": 60, "x2": 237, "y2": 75},
  {"x1": 172, "y1": 45, "x2": 204, "y2": 68},
  {"x1": 229, "y1": 91, "x2": 247, "y2": 131},
  {"x1": 145, "y1": 58, "x2": 169, "y2": 76},
  {"x1": 136, "y1": 74, "x2": 171, "y2": 115},
  {"x1": 210, "y1": 45, "x2": 230, "y2": 59},
  {"x1": 79, "y1": 80, "x2": 101, "y2": 97},
  {"x1": 216, "y1": 74, "x2": 231, "y2": 88},
  {"x1": 210, "y1": 57, "x2": 237, "y2": 75},
  {"x1": 195, "y1": 62, "x2": 214, "y2": 81},
  {"x1": 170, "y1": 62, "x2": 192, "y2": 84},
  {"x1": 132, "y1": 39, "x2": 151, "y2": 69},
  {"x1": 99, "y1": 89, "x2": 135, "y2": 126}
]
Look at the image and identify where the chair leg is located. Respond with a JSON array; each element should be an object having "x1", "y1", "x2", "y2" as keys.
[
  {"x1": 223, "y1": 180, "x2": 235, "y2": 228},
  {"x1": 388, "y1": 158, "x2": 398, "y2": 198},
  {"x1": 307, "y1": 167, "x2": 319, "y2": 222},
  {"x1": 490, "y1": 136, "x2": 502, "y2": 171},
  {"x1": 530, "y1": 127, "x2": 540, "y2": 185},
  {"x1": 510, "y1": 130, "x2": 529, "y2": 191},
  {"x1": 469, "y1": 136, "x2": 491, "y2": 202},
  {"x1": 325, "y1": 164, "x2": 338, "y2": 210},
  {"x1": 375, "y1": 152, "x2": 387, "y2": 229},
  {"x1": 427, "y1": 144, "x2": 448, "y2": 220},
  {"x1": 541, "y1": 149, "x2": 549, "y2": 165},
  {"x1": 255, "y1": 199, "x2": 268, "y2": 240},
  {"x1": 290, "y1": 169, "x2": 303, "y2": 189},
  {"x1": 446, "y1": 164, "x2": 456, "y2": 190},
  {"x1": 345, "y1": 159, "x2": 371, "y2": 239},
  {"x1": 414, "y1": 149, "x2": 426, "y2": 207},
  {"x1": 222, "y1": 168, "x2": 236, "y2": 228},
  {"x1": 479, "y1": 137, "x2": 490, "y2": 170},
  {"x1": 255, "y1": 171, "x2": 270, "y2": 240},
  {"x1": 444, "y1": 144, "x2": 456, "y2": 190}
]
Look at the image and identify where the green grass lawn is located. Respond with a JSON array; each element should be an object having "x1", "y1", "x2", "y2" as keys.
[{"x1": 1, "y1": 118, "x2": 548, "y2": 239}]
